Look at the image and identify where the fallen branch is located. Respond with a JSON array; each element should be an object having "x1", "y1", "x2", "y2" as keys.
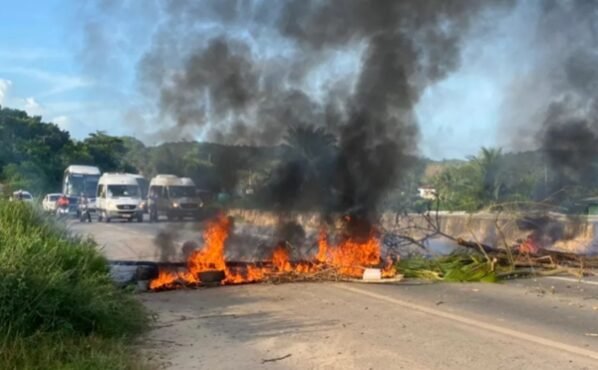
[{"x1": 261, "y1": 354, "x2": 292, "y2": 364}]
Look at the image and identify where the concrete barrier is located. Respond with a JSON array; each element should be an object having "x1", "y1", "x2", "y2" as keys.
[{"x1": 226, "y1": 209, "x2": 598, "y2": 254}]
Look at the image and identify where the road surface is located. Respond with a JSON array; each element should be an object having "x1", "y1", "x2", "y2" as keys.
[{"x1": 69, "y1": 218, "x2": 598, "y2": 369}]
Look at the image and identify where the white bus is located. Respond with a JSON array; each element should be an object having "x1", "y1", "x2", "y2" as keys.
[{"x1": 63, "y1": 165, "x2": 101, "y2": 212}]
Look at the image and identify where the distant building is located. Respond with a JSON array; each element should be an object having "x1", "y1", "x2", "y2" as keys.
[{"x1": 417, "y1": 186, "x2": 437, "y2": 200}]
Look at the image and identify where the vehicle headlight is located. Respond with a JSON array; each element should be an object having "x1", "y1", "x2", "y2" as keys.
[{"x1": 172, "y1": 202, "x2": 179, "y2": 208}]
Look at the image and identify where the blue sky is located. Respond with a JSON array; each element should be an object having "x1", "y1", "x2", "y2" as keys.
[
  {"x1": 0, "y1": 0, "x2": 126, "y2": 138},
  {"x1": 0, "y1": 0, "x2": 534, "y2": 160}
]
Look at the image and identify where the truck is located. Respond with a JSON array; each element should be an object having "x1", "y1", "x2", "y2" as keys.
[
  {"x1": 148, "y1": 175, "x2": 203, "y2": 221},
  {"x1": 96, "y1": 173, "x2": 144, "y2": 222}
]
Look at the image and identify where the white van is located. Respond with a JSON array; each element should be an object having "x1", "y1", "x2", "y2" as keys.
[
  {"x1": 96, "y1": 173, "x2": 143, "y2": 222},
  {"x1": 149, "y1": 175, "x2": 203, "y2": 221}
]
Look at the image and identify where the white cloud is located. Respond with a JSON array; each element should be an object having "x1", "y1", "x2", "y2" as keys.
[
  {"x1": 0, "y1": 67, "x2": 94, "y2": 97},
  {"x1": 52, "y1": 115, "x2": 71, "y2": 130},
  {"x1": 23, "y1": 97, "x2": 43, "y2": 116},
  {"x1": 0, "y1": 78, "x2": 12, "y2": 104}
]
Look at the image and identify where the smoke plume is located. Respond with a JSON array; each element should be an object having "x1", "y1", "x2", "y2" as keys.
[
  {"x1": 82, "y1": 0, "x2": 512, "y2": 217},
  {"x1": 496, "y1": 1, "x2": 598, "y2": 196}
]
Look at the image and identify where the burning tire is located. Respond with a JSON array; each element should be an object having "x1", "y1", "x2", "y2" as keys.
[
  {"x1": 198, "y1": 270, "x2": 225, "y2": 284},
  {"x1": 135, "y1": 264, "x2": 159, "y2": 281}
]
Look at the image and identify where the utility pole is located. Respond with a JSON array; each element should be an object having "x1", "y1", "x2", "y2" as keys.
[{"x1": 544, "y1": 162, "x2": 548, "y2": 198}]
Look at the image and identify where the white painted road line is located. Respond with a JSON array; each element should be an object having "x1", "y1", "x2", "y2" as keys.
[
  {"x1": 337, "y1": 284, "x2": 598, "y2": 362},
  {"x1": 545, "y1": 276, "x2": 598, "y2": 286}
]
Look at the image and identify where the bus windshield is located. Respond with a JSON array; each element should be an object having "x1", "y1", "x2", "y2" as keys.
[
  {"x1": 66, "y1": 174, "x2": 99, "y2": 197},
  {"x1": 168, "y1": 186, "x2": 196, "y2": 198},
  {"x1": 107, "y1": 185, "x2": 139, "y2": 198}
]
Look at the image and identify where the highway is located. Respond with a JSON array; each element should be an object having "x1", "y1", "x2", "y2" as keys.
[{"x1": 69, "y1": 217, "x2": 598, "y2": 370}]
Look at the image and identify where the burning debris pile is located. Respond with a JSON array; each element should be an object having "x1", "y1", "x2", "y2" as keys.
[{"x1": 149, "y1": 215, "x2": 397, "y2": 290}]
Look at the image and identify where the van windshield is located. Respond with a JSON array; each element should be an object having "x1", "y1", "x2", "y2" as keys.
[
  {"x1": 107, "y1": 185, "x2": 139, "y2": 198},
  {"x1": 168, "y1": 186, "x2": 196, "y2": 198}
]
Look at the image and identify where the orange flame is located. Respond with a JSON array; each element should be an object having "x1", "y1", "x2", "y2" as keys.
[
  {"x1": 272, "y1": 244, "x2": 292, "y2": 272},
  {"x1": 519, "y1": 235, "x2": 540, "y2": 254},
  {"x1": 149, "y1": 214, "x2": 397, "y2": 290},
  {"x1": 149, "y1": 270, "x2": 178, "y2": 290},
  {"x1": 188, "y1": 215, "x2": 229, "y2": 274},
  {"x1": 315, "y1": 229, "x2": 328, "y2": 263},
  {"x1": 317, "y1": 231, "x2": 384, "y2": 277}
]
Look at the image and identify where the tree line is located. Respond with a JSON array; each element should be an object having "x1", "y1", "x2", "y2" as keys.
[
  {"x1": 0, "y1": 106, "x2": 283, "y2": 198},
  {"x1": 2, "y1": 106, "x2": 594, "y2": 213},
  {"x1": 0, "y1": 107, "x2": 133, "y2": 195}
]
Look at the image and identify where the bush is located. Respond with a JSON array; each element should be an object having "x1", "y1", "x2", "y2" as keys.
[{"x1": 0, "y1": 201, "x2": 149, "y2": 368}]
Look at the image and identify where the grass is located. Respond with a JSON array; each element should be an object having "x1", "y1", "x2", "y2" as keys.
[
  {"x1": 397, "y1": 254, "x2": 499, "y2": 283},
  {"x1": 0, "y1": 200, "x2": 150, "y2": 369},
  {"x1": 0, "y1": 335, "x2": 147, "y2": 370}
]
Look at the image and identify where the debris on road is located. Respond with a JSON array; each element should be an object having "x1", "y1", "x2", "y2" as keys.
[{"x1": 261, "y1": 354, "x2": 292, "y2": 364}]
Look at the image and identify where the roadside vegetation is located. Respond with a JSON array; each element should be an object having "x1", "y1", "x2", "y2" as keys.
[{"x1": 0, "y1": 200, "x2": 149, "y2": 369}]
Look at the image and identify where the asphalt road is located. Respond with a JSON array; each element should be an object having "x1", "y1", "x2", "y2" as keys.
[
  {"x1": 68, "y1": 217, "x2": 598, "y2": 370},
  {"x1": 68, "y1": 214, "x2": 202, "y2": 262}
]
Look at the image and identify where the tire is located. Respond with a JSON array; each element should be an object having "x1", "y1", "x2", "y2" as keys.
[
  {"x1": 137, "y1": 213, "x2": 143, "y2": 223},
  {"x1": 135, "y1": 264, "x2": 159, "y2": 281}
]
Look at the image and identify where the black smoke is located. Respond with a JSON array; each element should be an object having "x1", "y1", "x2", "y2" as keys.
[
  {"x1": 541, "y1": 3, "x2": 598, "y2": 197},
  {"x1": 495, "y1": 1, "x2": 598, "y2": 200},
  {"x1": 82, "y1": 0, "x2": 513, "y2": 220}
]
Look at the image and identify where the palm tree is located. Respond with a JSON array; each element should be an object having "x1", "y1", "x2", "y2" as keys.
[
  {"x1": 278, "y1": 125, "x2": 338, "y2": 208},
  {"x1": 283, "y1": 125, "x2": 337, "y2": 164},
  {"x1": 469, "y1": 147, "x2": 504, "y2": 203}
]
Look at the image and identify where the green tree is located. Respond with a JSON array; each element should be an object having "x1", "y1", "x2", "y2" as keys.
[
  {"x1": 433, "y1": 162, "x2": 483, "y2": 211},
  {"x1": 469, "y1": 147, "x2": 504, "y2": 203},
  {"x1": 0, "y1": 107, "x2": 72, "y2": 193},
  {"x1": 82, "y1": 131, "x2": 135, "y2": 172},
  {"x1": 2, "y1": 162, "x2": 48, "y2": 195}
]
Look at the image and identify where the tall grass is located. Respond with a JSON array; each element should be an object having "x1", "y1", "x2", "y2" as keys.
[{"x1": 0, "y1": 201, "x2": 149, "y2": 369}]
